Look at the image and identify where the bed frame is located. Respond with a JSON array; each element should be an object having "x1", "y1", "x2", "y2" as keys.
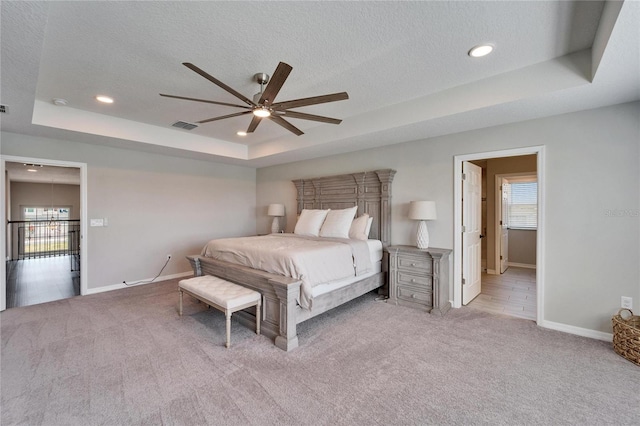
[{"x1": 187, "y1": 169, "x2": 396, "y2": 351}]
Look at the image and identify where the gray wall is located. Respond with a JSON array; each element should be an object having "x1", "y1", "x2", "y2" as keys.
[
  {"x1": 508, "y1": 229, "x2": 536, "y2": 266},
  {"x1": 1, "y1": 132, "x2": 257, "y2": 290},
  {"x1": 256, "y1": 102, "x2": 640, "y2": 334},
  {"x1": 10, "y1": 182, "x2": 80, "y2": 220}
]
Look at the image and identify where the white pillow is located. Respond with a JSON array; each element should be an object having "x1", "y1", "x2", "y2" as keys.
[
  {"x1": 294, "y1": 209, "x2": 330, "y2": 236},
  {"x1": 349, "y1": 214, "x2": 370, "y2": 240},
  {"x1": 365, "y1": 216, "x2": 374, "y2": 237},
  {"x1": 319, "y1": 206, "x2": 358, "y2": 238}
]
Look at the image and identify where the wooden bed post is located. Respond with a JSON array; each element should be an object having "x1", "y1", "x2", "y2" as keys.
[
  {"x1": 375, "y1": 169, "x2": 395, "y2": 247},
  {"x1": 193, "y1": 257, "x2": 202, "y2": 277},
  {"x1": 272, "y1": 278, "x2": 300, "y2": 351}
]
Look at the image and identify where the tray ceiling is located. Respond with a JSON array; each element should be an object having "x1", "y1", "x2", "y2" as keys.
[{"x1": 1, "y1": 1, "x2": 638, "y2": 168}]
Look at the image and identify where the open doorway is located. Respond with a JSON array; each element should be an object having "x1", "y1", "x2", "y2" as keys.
[
  {"x1": 468, "y1": 167, "x2": 537, "y2": 319},
  {"x1": 1, "y1": 157, "x2": 88, "y2": 311},
  {"x1": 454, "y1": 146, "x2": 545, "y2": 324}
]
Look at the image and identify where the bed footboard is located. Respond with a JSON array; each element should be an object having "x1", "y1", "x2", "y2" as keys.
[
  {"x1": 186, "y1": 255, "x2": 301, "y2": 351},
  {"x1": 186, "y1": 255, "x2": 387, "y2": 351}
]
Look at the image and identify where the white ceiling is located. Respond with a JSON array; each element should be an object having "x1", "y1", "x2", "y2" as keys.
[
  {"x1": 4, "y1": 162, "x2": 80, "y2": 185},
  {"x1": 1, "y1": 1, "x2": 639, "y2": 169}
]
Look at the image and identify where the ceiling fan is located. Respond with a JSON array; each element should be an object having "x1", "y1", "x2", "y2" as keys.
[{"x1": 160, "y1": 62, "x2": 349, "y2": 136}]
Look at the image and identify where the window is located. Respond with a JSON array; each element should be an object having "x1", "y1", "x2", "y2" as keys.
[
  {"x1": 23, "y1": 207, "x2": 70, "y2": 221},
  {"x1": 507, "y1": 181, "x2": 537, "y2": 229}
]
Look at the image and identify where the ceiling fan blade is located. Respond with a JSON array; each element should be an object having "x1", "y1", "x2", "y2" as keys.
[
  {"x1": 196, "y1": 110, "x2": 252, "y2": 124},
  {"x1": 259, "y1": 62, "x2": 292, "y2": 106},
  {"x1": 278, "y1": 110, "x2": 342, "y2": 124},
  {"x1": 183, "y1": 62, "x2": 255, "y2": 107},
  {"x1": 268, "y1": 115, "x2": 304, "y2": 136},
  {"x1": 272, "y1": 92, "x2": 349, "y2": 110},
  {"x1": 160, "y1": 94, "x2": 251, "y2": 109},
  {"x1": 246, "y1": 115, "x2": 262, "y2": 133}
]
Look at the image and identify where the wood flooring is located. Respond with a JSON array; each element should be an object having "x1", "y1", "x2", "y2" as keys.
[
  {"x1": 5, "y1": 256, "x2": 79, "y2": 308},
  {"x1": 467, "y1": 266, "x2": 536, "y2": 320}
]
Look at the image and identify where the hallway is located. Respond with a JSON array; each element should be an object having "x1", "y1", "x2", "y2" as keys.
[
  {"x1": 467, "y1": 267, "x2": 536, "y2": 320},
  {"x1": 5, "y1": 256, "x2": 79, "y2": 308}
]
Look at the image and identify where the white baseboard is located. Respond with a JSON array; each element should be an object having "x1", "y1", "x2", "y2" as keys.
[
  {"x1": 84, "y1": 271, "x2": 193, "y2": 295},
  {"x1": 508, "y1": 262, "x2": 536, "y2": 269},
  {"x1": 539, "y1": 319, "x2": 612, "y2": 342},
  {"x1": 486, "y1": 269, "x2": 497, "y2": 275}
]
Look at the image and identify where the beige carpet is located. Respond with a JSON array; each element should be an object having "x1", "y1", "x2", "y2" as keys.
[{"x1": 2, "y1": 278, "x2": 639, "y2": 425}]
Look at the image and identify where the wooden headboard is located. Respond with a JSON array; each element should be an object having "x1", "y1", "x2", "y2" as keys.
[{"x1": 292, "y1": 169, "x2": 396, "y2": 247}]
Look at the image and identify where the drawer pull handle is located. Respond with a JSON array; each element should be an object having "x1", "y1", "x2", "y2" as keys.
[
  {"x1": 411, "y1": 263, "x2": 417, "y2": 267},
  {"x1": 411, "y1": 294, "x2": 416, "y2": 298},
  {"x1": 411, "y1": 279, "x2": 416, "y2": 283}
]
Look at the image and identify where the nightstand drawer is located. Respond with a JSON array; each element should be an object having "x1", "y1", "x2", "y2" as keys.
[
  {"x1": 396, "y1": 285, "x2": 432, "y2": 306},
  {"x1": 397, "y1": 271, "x2": 431, "y2": 287},
  {"x1": 397, "y1": 255, "x2": 432, "y2": 274}
]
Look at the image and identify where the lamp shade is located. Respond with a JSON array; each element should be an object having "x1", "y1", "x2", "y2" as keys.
[
  {"x1": 408, "y1": 201, "x2": 437, "y2": 221},
  {"x1": 267, "y1": 203, "x2": 285, "y2": 217}
]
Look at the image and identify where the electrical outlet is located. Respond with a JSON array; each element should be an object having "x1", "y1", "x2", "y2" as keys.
[
  {"x1": 167, "y1": 254, "x2": 172, "y2": 260},
  {"x1": 621, "y1": 296, "x2": 633, "y2": 310}
]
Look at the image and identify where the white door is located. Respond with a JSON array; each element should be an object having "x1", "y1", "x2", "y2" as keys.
[
  {"x1": 462, "y1": 161, "x2": 482, "y2": 305},
  {"x1": 500, "y1": 180, "x2": 510, "y2": 273}
]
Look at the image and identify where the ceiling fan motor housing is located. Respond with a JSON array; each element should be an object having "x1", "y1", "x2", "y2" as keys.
[{"x1": 254, "y1": 73, "x2": 270, "y2": 85}]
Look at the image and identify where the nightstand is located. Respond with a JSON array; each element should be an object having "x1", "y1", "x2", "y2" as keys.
[{"x1": 386, "y1": 245, "x2": 452, "y2": 315}]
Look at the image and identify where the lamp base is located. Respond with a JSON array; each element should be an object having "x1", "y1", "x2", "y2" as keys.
[
  {"x1": 271, "y1": 217, "x2": 280, "y2": 234},
  {"x1": 416, "y1": 220, "x2": 430, "y2": 249}
]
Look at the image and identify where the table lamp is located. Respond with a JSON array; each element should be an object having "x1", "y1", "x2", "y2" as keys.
[
  {"x1": 267, "y1": 204, "x2": 285, "y2": 233},
  {"x1": 408, "y1": 201, "x2": 437, "y2": 249}
]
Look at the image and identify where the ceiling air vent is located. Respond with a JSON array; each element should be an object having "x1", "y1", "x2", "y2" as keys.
[
  {"x1": 171, "y1": 120, "x2": 198, "y2": 131},
  {"x1": 0, "y1": 104, "x2": 8, "y2": 114}
]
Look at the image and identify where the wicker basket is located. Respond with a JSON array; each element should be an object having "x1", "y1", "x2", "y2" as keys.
[{"x1": 612, "y1": 308, "x2": 640, "y2": 366}]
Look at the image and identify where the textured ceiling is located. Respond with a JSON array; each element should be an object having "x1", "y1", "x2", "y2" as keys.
[{"x1": 1, "y1": 1, "x2": 639, "y2": 169}]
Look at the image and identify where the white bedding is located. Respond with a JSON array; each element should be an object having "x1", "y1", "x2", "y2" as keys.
[
  {"x1": 311, "y1": 260, "x2": 382, "y2": 297},
  {"x1": 201, "y1": 234, "x2": 376, "y2": 309}
]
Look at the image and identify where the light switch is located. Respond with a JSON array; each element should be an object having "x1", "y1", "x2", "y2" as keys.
[{"x1": 90, "y1": 218, "x2": 104, "y2": 227}]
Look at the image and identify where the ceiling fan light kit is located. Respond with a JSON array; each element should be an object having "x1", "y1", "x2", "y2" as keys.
[
  {"x1": 253, "y1": 106, "x2": 271, "y2": 118},
  {"x1": 161, "y1": 62, "x2": 348, "y2": 136}
]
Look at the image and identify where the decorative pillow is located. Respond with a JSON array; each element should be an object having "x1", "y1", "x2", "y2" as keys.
[
  {"x1": 319, "y1": 206, "x2": 358, "y2": 238},
  {"x1": 365, "y1": 216, "x2": 374, "y2": 237},
  {"x1": 294, "y1": 209, "x2": 330, "y2": 236},
  {"x1": 349, "y1": 214, "x2": 370, "y2": 240}
]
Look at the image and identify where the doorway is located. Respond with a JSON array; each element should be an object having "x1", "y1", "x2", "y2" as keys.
[
  {"x1": 454, "y1": 146, "x2": 545, "y2": 324},
  {"x1": 1, "y1": 156, "x2": 88, "y2": 311}
]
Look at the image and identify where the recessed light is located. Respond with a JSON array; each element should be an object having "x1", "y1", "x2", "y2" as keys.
[
  {"x1": 96, "y1": 95, "x2": 114, "y2": 104},
  {"x1": 52, "y1": 98, "x2": 68, "y2": 106},
  {"x1": 237, "y1": 131, "x2": 247, "y2": 136},
  {"x1": 27, "y1": 169, "x2": 38, "y2": 172},
  {"x1": 468, "y1": 44, "x2": 494, "y2": 58}
]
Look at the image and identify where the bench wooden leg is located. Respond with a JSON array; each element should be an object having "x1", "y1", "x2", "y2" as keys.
[
  {"x1": 179, "y1": 290, "x2": 183, "y2": 316},
  {"x1": 256, "y1": 300, "x2": 261, "y2": 335},
  {"x1": 226, "y1": 311, "x2": 231, "y2": 348}
]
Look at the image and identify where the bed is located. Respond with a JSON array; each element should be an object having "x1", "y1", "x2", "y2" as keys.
[{"x1": 186, "y1": 169, "x2": 396, "y2": 351}]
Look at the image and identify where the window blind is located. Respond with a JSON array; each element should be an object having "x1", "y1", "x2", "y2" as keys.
[{"x1": 508, "y1": 182, "x2": 537, "y2": 229}]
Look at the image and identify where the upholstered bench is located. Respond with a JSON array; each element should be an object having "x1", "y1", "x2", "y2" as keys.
[{"x1": 178, "y1": 275, "x2": 261, "y2": 348}]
